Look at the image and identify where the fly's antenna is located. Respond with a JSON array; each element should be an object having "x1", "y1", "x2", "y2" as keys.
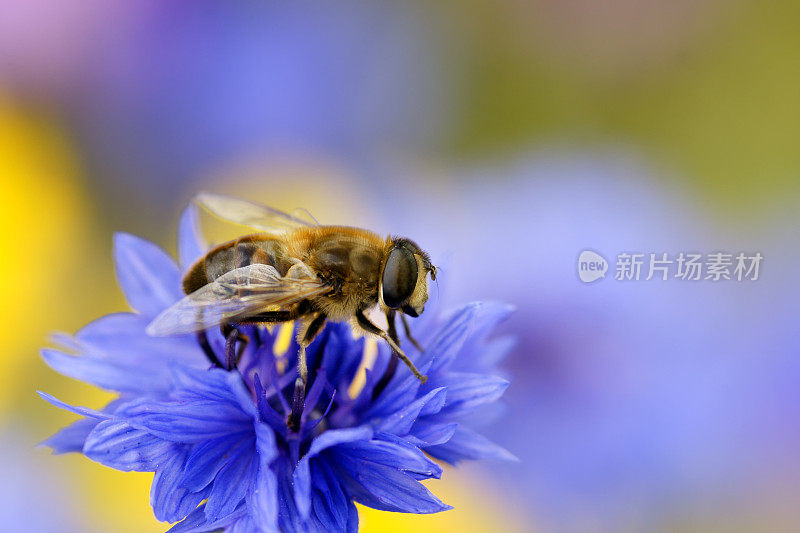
[
  {"x1": 432, "y1": 265, "x2": 441, "y2": 299},
  {"x1": 291, "y1": 207, "x2": 320, "y2": 226}
]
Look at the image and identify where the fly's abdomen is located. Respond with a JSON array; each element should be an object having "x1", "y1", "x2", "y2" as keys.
[{"x1": 182, "y1": 235, "x2": 287, "y2": 294}]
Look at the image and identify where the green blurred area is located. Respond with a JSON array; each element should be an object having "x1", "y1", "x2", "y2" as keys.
[{"x1": 448, "y1": 0, "x2": 800, "y2": 212}]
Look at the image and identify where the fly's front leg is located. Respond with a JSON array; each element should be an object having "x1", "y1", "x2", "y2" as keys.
[
  {"x1": 400, "y1": 314, "x2": 425, "y2": 353},
  {"x1": 237, "y1": 300, "x2": 313, "y2": 325},
  {"x1": 357, "y1": 310, "x2": 427, "y2": 398},
  {"x1": 374, "y1": 311, "x2": 400, "y2": 398},
  {"x1": 195, "y1": 307, "x2": 225, "y2": 368},
  {"x1": 287, "y1": 312, "x2": 327, "y2": 431},
  {"x1": 197, "y1": 330, "x2": 224, "y2": 368},
  {"x1": 237, "y1": 310, "x2": 297, "y2": 323},
  {"x1": 386, "y1": 309, "x2": 399, "y2": 344},
  {"x1": 235, "y1": 303, "x2": 310, "y2": 371}
]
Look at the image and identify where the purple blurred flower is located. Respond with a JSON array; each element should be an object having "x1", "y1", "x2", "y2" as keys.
[
  {"x1": 40, "y1": 205, "x2": 514, "y2": 531},
  {"x1": 362, "y1": 152, "x2": 799, "y2": 530},
  {"x1": 59, "y1": 1, "x2": 452, "y2": 206}
]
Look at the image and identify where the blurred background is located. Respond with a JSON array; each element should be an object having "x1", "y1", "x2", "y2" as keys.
[{"x1": 2, "y1": 1, "x2": 800, "y2": 531}]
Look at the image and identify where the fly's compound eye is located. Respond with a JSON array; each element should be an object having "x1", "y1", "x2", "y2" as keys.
[{"x1": 382, "y1": 246, "x2": 418, "y2": 309}]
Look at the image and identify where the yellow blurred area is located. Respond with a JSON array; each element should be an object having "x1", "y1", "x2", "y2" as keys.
[
  {"x1": 359, "y1": 468, "x2": 528, "y2": 533},
  {"x1": 60, "y1": 460, "x2": 529, "y2": 533},
  {"x1": 63, "y1": 455, "x2": 162, "y2": 532},
  {"x1": 0, "y1": 93, "x2": 89, "y2": 416},
  {"x1": 0, "y1": 93, "x2": 162, "y2": 532}
]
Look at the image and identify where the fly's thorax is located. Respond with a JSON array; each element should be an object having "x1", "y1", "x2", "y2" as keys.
[
  {"x1": 291, "y1": 226, "x2": 384, "y2": 288},
  {"x1": 280, "y1": 226, "x2": 384, "y2": 320}
]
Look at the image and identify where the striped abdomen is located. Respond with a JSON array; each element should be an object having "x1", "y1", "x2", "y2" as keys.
[{"x1": 182, "y1": 234, "x2": 288, "y2": 295}]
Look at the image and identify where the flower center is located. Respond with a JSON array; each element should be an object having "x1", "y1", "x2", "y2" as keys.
[{"x1": 195, "y1": 322, "x2": 379, "y2": 445}]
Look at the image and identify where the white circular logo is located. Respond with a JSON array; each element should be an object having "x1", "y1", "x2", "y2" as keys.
[{"x1": 577, "y1": 250, "x2": 608, "y2": 283}]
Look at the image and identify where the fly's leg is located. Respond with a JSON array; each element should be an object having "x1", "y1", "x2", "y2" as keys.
[
  {"x1": 400, "y1": 314, "x2": 425, "y2": 353},
  {"x1": 236, "y1": 300, "x2": 313, "y2": 325},
  {"x1": 287, "y1": 312, "x2": 327, "y2": 432},
  {"x1": 358, "y1": 310, "x2": 427, "y2": 400},
  {"x1": 197, "y1": 330, "x2": 224, "y2": 368},
  {"x1": 238, "y1": 310, "x2": 296, "y2": 323},
  {"x1": 386, "y1": 309, "x2": 399, "y2": 345},
  {"x1": 373, "y1": 311, "x2": 399, "y2": 399},
  {"x1": 229, "y1": 302, "x2": 313, "y2": 371}
]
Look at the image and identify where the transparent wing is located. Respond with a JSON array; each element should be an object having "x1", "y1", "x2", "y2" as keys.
[
  {"x1": 195, "y1": 191, "x2": 318, "y2": 233},
  {"x1": 146, "y1": 263, "x2": 329, "y2": 336}
]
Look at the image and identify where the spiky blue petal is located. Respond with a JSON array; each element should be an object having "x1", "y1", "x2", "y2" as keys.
[
  {"x1": 178, "y1": 204, "x2": 206, "y2": 270},
  {"x1": 113, "y1": 232, "x2": 182, "y2": 318}
]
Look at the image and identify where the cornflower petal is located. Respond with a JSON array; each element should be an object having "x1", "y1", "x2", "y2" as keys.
[
  {"x1": 247, "y1": 424, "x2": 279, "y2": 532},
  {"x1": 375, "y1": 387, "x2": 447, "y2": 435},
  {"x1": 83, "y1": 419, "x2": 175, "y2": 471},
  {"x1": 364, "y1": 361, "x2": 430, "y2": 418},
  {"x1": 37, "y1": 391, "x2": 110, "y2": 420},
  {"x1": 408, "y1": 420, "x2": 458, "y2": 447},
  {"x1": 114, "y1": 233, "x2": 182, "y2": 317},
  {"x1": 115, "y1": 397, "x2": 253, "y2": 442},
  {"x1": 333, "y1": 454, "x2": 452, "y2": 514},
  {"x1": 75, "y1": 313, "x2": 198, "y2": 364},
  {"x1": 42, "y1": 346, "x2": 180, "y2": 395},
  {"x1": 422, "y1": 303, "x2": 481, "y2": 372},
  {"x1": 341, "y1": 433, "x2": 443, "y2": 479},
  {"x1": 41, "y1": 417, "x2": 101, "y2": 454},
  {"x1": 181, "y1": 432, "x2": 254, "y2": 492},
  {"x1": 432, "y1": 372, "x2": 509, "y2": 418},
  {"x1": 178, "y1": 204, "x2": 206, "y2": 270},
  {"x1": 203, "y1": 441, "x2": 258, "y2": 522},
  {"x1": 151, "y1": 448, "x2": 210, "y2": 523},
  {"x1": 310, "y1": 459, "x2": 352, "y2": 532},
  {"x1": 293, "y1": 426, "x2": 373, "y2": 519},
  {"x1": 426, "y1": 426, "x2": 518, "y2": 464},
  {"x1": 167, "y1": 503, "x2": 247, "y2": 533}
]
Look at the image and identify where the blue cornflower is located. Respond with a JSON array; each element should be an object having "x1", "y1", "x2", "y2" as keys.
[{"x1": 40, "y1": 204, "x2": 516, "y2": 532}]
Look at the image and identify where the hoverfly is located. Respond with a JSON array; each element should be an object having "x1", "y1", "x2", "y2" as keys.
[{"x1": 147, "y1": 193, "x2": 436, "y2": 427}]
